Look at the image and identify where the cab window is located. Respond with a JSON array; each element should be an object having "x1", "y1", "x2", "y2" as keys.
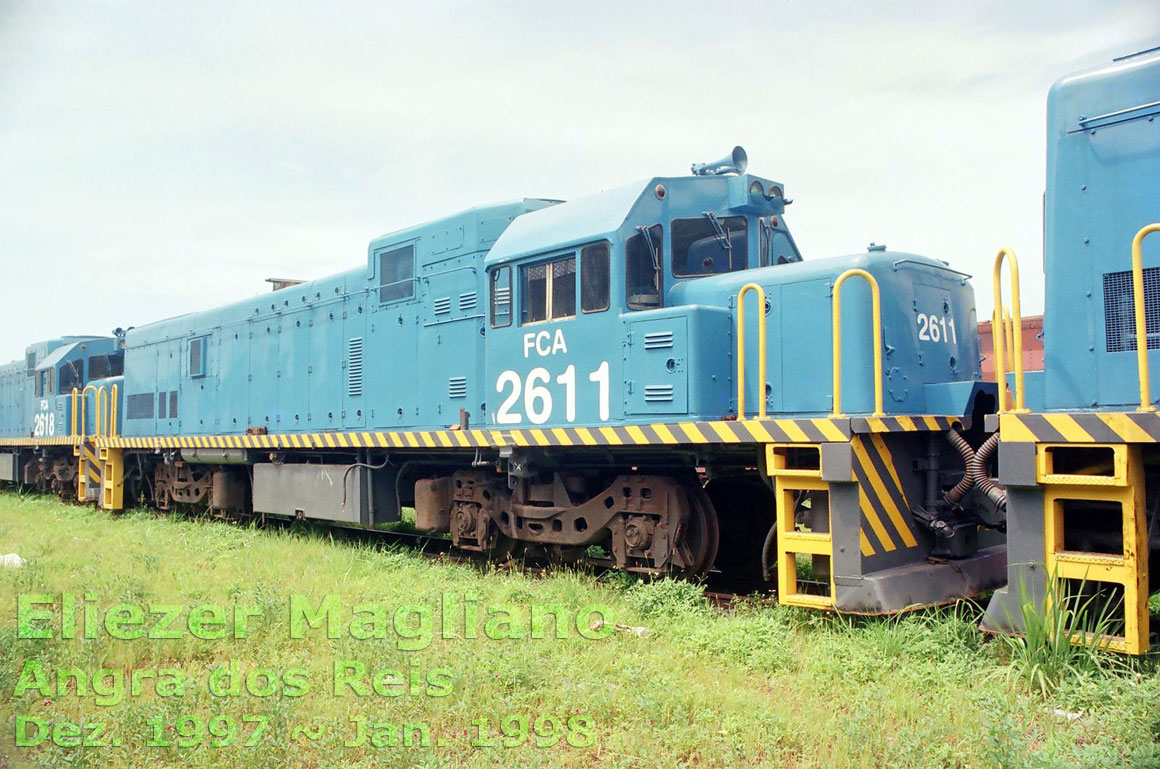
[
  {"x1": 671, "y1": 215, "x2": 747, "y2": 277},
  {"x1": 59, "y1": 360, "x2": 83, "y2": 393},
  {"x1": 36, "y1": 368, "x2": 53, "y2": 397},
  {"x1": 759, "y1": 220, "x2": 802, "y2": 265},
  {"x1": 89, "y1": 353, "x2": 124, "y2": 380},
  {"x1": 521, "y1": 255, "x2": 576, "y2": 324},
  {"x1": 580, "y1": 243, "x2": 610, "y2": 313},
  {"x1": 626, "y1": 225, "x2": 663, "y2": 310}
]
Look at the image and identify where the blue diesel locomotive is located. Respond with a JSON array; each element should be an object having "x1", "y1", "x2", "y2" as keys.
[{"x1": 1, "y1": 48, "x2": 1157, "y2": 649}]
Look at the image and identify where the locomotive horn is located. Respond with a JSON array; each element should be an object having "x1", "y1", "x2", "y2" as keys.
[{"x1": 691, "y1": 146, "x2": 748, "y2": 176}]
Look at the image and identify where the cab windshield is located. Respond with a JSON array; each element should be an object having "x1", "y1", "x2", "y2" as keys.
[{"x1": 671, "y1": 214, "x2": 748, "y2": 277}]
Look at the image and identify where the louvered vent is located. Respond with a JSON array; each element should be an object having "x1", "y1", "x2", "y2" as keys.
[
  {"x1": 448, "y1": 376, "x2": 468, "y2": 399},
  {"x1": 1104, "y1": 267, "x2": 1160, "y2": 353},
  {"x1": 347, "y1": 337, "x2": 364, "y2": 397},
  {"x1": 643, "y1": 331, "x2": 674, "y2": 349},
  {"x1": 433, "y1": 296, "x2": 452, "y2": 315},
  {"x1": 644, "y1": 385, "x2": 675, "y2": 402},
  {"x1": 459, "y1": 291, "x2": 478, "y2": 311}
]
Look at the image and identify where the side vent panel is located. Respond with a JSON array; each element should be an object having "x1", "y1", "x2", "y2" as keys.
[
  {"x1": 459, "y1": 292, "x2": 478, "y2": 312},
  {"x1": 643, "y1": 331, "x2": 674, "y2": 349},
  {"x1": 347, "y1": 337, "x2": 364, "y2": 397},
  {"x1": 448, "y1": 376, "x2": 468, "y2": 399},
  {"x1": 644, "y1": 385, "x2": 675, "y2": 402},
  {"x1": 433, "y1": 296, "x2": 452, "y2": 315}
]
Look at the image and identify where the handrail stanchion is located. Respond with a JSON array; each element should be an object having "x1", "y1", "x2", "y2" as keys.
[
  {"x1": 79, "y1": 384, "x2": 100, "y2": 440},
  {"x1": 71, "y1": 388, "x2": 79, "y2": 436},
  {"x1": 831, "y1": 269, "x2": 884, "y2": 417},
  {"x1": 109, "y1": 384, "x2": 118, "y2": 437},
  {"x1": 97, "y1": 386, "x2": 108, "y2": 437},
  {"x1": 736, "y1": 283, "x2": 768, "y2": 419},
  {"x1": 1132, "y1": 224, "x2": 1160, "y2": 412},
  {"x1": 992, "y1": 248, "x2": 1028, "y2": 413}
]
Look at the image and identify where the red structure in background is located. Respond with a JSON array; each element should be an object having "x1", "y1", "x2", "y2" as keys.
[{"x1": 977, "y1": 315, "x2": 1044, "y2": 381}]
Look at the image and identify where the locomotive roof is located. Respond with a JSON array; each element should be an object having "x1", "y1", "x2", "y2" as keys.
[
  {"x1": 485, "y1": 173, "x2": 784, "y2": 266},
  {"x1": 485, "y1": 180, "x2": 648, "y2": 266},
  {"x1": 34, "y1": 337, "x2": 111, "y2": 372}
]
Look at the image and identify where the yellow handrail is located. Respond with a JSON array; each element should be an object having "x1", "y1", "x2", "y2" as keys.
[
  {"x1": 992, "y1": 248, "x2": 1027, "y2": 413},
  {"x1": 71, "y1": 388, "x2": 79, "y2": 436},
  {"x1": 97, "y1": 386, "x2": 109, "y2": 437},
  {"x1": 831, "y1": 269, "x2": 884, "y2": 417},
  {"x1": 79, "y1": 384, "x2": 101, "y2": 439},
  {"x1": 736, "y1": 282, "x2": 768, "y2": 419},
  {"x1": 109, "y1": 384, "x2": 118, "y2": 437},
  {"x1": 1001, "y1": 304, "x2": 1015, "y2": 371},
  {"x1": 1132, "y1": 224, "x2": 1160, "y2": 412}
]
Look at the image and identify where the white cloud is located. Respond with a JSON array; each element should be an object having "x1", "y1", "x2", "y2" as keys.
[{"x1": 0, "y1": 0, "x2": 1156, "y2": 359}]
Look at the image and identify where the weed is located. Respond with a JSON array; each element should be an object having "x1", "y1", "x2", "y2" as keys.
[{"x1": 998, "y1": 574, "x2": 1125, "y2": 696}]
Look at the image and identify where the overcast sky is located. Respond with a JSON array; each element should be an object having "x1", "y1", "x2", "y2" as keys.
[{"x1": 0, "y1": 1, "x2": 1156, "y2": 362}]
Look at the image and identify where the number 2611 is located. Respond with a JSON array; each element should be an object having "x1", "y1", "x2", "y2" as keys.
[{"x1": 917, "y1": 313, "x2": 956, "y2": 344}]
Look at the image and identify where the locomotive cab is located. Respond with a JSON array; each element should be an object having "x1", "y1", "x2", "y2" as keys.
[
  {"x1": 483, "y1": 170, "x2": 796, "y2": 427},
  {"x1": 29, "y1": 338, "x2": 123, "y2": 439}
]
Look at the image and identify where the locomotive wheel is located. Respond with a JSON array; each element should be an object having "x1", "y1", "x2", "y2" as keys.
[
  {"x1": 675, "y1": 480, "x2": 720, "y2": 578},
  {"x1": 707, "y1": 479, "x2": 774, "y2": 586}
]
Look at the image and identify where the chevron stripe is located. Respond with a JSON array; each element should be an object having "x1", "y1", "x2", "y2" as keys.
[{"x1": 998, "y1": 412, "x2": 1160, "y2": 444}]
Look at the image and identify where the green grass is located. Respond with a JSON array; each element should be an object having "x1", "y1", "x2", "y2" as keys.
[{"x1": 0, "y1": 492, "x2": 1158, "y2": 768}]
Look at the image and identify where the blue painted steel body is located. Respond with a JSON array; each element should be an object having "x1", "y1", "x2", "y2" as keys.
[
  {"x1": 110, "y1": 171, "x2": 983, "y2": 438},
  {"x1": 0, "y1": 337, "x2": 119, "y2": 439},
  {"x1": 120, "y1": 201, "x2": 555, "y2": 437},
  {"x1": 1038, "y1": 48, "x2": 1160, "y2": 411}
]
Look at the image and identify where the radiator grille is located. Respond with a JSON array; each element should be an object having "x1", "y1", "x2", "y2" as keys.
[
  {"x1": 347, "y1": 337, "x2": 364, "y2": 397},
  {"x1": 459, "y1": 292, "x2": 478, "y2": 311},
  {"x1": 644, "y1": 384, "x2": 675, "y2": 402},
  {"x1": 448, "y1": 376, "x2": 468, "y2": 399},
  {"x1": 433, "y1": 296, "x2": 452, "y2": 315},
  {"x1": 126, "y1": 393, "x2": 155, "y2": 419},
  {"x1": 1104, "y1": 267, "x2": 1160, "y2": 353}
]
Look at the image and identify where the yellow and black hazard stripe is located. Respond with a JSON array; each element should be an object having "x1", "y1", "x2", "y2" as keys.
[
  {"x1": 853, "y1": 415, "x2": 961, "y2": 433},
  {"x1": 87, "y1": 418, "x2": 857, "y2": 452},
  {"x1": 0, "y1": 436, "x2": 82, "y2": 448},
  {"x1": 998, "y1": 412, "x2": 1160, "y2": 444},
  {"x1": 851, "y1": 434, "x2": 919, "y2": 557},
  {"x1": 1, "y1": 413, "x2": 968, "y2": 453},
  {"x1": 80, "y1": 443, "x2": 101, "y2": 488}
]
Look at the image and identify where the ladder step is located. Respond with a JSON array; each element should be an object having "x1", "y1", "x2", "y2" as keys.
[{"x1": 781, "y1": 593, "x2": 833, "y2": 609}]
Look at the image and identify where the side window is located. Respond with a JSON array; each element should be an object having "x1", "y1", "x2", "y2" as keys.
[
  {"x1": 59, "y1": 360, "x2": 82, "y2": 393},
  {"x1": 759, "y1": 219, "x2": 802, "y2": 266},
  {"x1": 89, "y1": 356, "x2": 109, "y2": 380},
  {"x1": 672, "y1": 215, "x2": 748, "y2": 277},
  {"x1": 189, "y1": 336, "x2": 208, "y2": 378},
  {"x1": 378, "y1": 244, "x2": 415, "y2": 303},
  {"x1": 581, "y1": 243, "x2": 610, "y2": 313},
  {"x1": 626, "y1": 225, "x2": 664, "y2": 310},
  {"x1": 490, "y1": 267, "x2": 512, "y2": 328},
  {"x1": 521, "y1": 255, "x2": 576, "y2": 324},
  {"x1": 37, "y1": 369, "x2": 54, "y2": 397},
  {"x1": 88, "y1": 354, "x2": 123, "y2": 380}
]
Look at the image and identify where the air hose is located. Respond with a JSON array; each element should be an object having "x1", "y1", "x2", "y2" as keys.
[
  {"x1": 943, "y1": 429, "x2": 976, "y2": 505},
  {"x1": 972, "y1": 433, "x2": 1007, "y2": 512}
]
